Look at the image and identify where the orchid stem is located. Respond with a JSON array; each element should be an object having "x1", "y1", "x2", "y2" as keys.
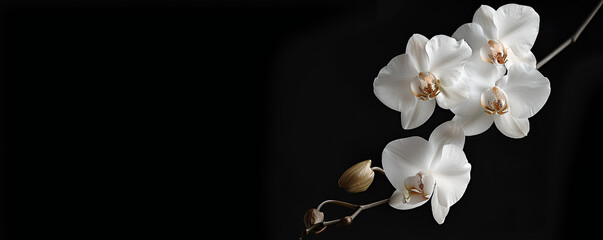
[
  {"x1": 316, "y1": 198, "x2": 389, "y2": 222},
  {"x1": 317, "y1": 199, "x2": 359, "y2": 210},
  {"x1": 372, "y1": 166, "x2": 386, "y2": 175},
  {"x1": 300, "y1": 198, "x2": 390, "y2": 239},
  {"x1": 301, "y1": 164, "x2": 388, "y2": 239},
  {"x1": 354, "y1": 198, "x2": 390, "y2": 214},
  {"x1": 320, "y1": 198, "x2": 389, "y2": 225},
  {"x1": 536, "y1": 0, "x2": 603, "y2": 69}
]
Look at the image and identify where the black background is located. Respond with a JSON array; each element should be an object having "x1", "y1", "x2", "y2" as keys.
[{"x1": 2, "y1": 0, "x2": 603, "y2": 239}]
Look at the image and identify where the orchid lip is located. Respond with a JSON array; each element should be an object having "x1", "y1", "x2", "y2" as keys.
[
  {"x1": 480, "y1": 39, "x2": 508, "y2": 65},
  {"x1": 401, "y1": 171, "x2": 435, "y2": 203},
  {"x1": 481, "y1": 86, "x2": 510, "y2": 115},
  {"x1": 411, "y1": 72, "x2": 441, "y2": 101}
]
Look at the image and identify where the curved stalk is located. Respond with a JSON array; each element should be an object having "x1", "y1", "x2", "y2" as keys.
[{"x1": 300, "y1": 198, "x2": 390, "y2": 239}]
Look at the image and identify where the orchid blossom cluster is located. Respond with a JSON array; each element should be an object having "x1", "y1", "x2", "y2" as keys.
[
  {"x1": 374, "y1": 4, "x2": 550, "y2": 137},
  {"x1": 372, "y1": 3, "x2": 550, "y2": 224},
  {"x1": 301, "y1": 2, "x2": 600, "y2": 238}
]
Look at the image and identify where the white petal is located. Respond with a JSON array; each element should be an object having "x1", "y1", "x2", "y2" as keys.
[
  {"x1": 373, "y1": 54, "x2": 419, "y2": 112},
  {"x1": 389, "y1": 189, "x2": 430, "y2": 210},
  {"x1": 431, "y1": 188, "x2": 450, "y2": 225},
  {"x1": 505, "y1": 47, "x2": 537, "y2": 69},
  {"x1": 452, "y1": 23, "x2": 486, "y2": 51},
  {"x1": 432, "y1": 144, "x2": 471, "y2": 208},
  {"x1": 461, "y1": 60, "x2": 503, "y2": 95},
  {"x1": 406, "y1": 34, "x2": 430, "y2": 72},
  {"x1": 429, "y1": 121, "x2": 465, "y2": 165},
  {"x1": 425, "y1": 35, "x2": 472, "y2": 87},
  {"x1": 436, "y1": 81, "x2": 469, "y2": 109},
  {"x1": 503, "y1": 63, "x2": 551, "y2": 119},
  {"x1": 494, "y1": 4, "x2": 539, "y2": 59},
  {"x1": 451, "y1": 59, "x2": 503, "y2": 116},
  {"x1": 450, "y1": 93, "x2": 483, "y2": 119},
  {"x1": 383, "y1": 137, "x2": 435, "y2": 191},
  {"x1": 452, "y1": 113, "x2": 494, "y2": 136},
  {"x1": 452, "y1": 23, "x2": 488, "y2": 61},
  {"x1": 400, "y1": 98, "x2": 435, "y2": 130},
  {"x1": 472, "y1": 5, "x2": 498, "y2": 40},
  {"x1": 494, "y1": 113, "x2": 529, "y2": 138}
]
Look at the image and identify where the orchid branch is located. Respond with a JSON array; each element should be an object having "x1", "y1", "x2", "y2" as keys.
[
  {"x1": 300, "y1": 198, "x2": 390, "y2": 240},
  {"x1": 299, "y1": 161, "x2": 389, "y2": 239},
  {"x1": 299, "y1": 2, "x2": 602, "y2": 238},
  {"x1": 317, "y1": 199, "x2": 359, "y2": 210},
  {"x1": 536, "y1": 0, "x2": 603, "y2": 69}
]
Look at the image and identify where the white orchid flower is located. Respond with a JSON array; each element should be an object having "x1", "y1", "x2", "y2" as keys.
[
  {"x1": 374, "y1": 34, "x2": 472, "y2": 130},
  {"x1": 382, "y1": 121, "x2": 471, "y2": 224},
  {"x1": 452, "y1": 4, "x2": 539, "y2": 69},
  {"x1": 451, "y1": 62, "x2": 550, "y2": 138}
]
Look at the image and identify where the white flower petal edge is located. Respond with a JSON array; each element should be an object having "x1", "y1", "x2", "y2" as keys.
[
  {"x1": 431, "y1": 144, "x2": 471, "y2": 224},
  {"x1": 373, "y1": 54, "x2": 418, "y2": 112},
  {"x1": 431, "y1": 189, "x2": 451, "y2": 224},
  {"x1": 431, "y1": 145, "x2": 471, "y2": 208},
  {"x1": 401, "y1": 98, "x2": 436, "y2": 130},
  {"x1": 452, "y1": 113, "x2": 493, "y2": 136},
  {"x1": 452, "y1": 23, "x2": 486, "y2": 61},
  {"x1": 383, "y1": 121, "x2": 471, "y2": 224},
  {"x1": 406, "y1": 34, "x2": 430, "y2": 72},
  {"x1": 390, "y1": 189, "x2": 430, "y2": 210},
  {"x1": 429, "y1": 121, "x2": 465, "y2": 166},
  {"x1": 494, "y1": 112, "x2": 530, "y2": 139},
  {"x1": 472, "y1": 5, "x2": 498, "y2": 40}
]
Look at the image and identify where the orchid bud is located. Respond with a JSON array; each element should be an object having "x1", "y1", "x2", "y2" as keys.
[
  {"x1": 338, "y1": 160, "x2": 375, "y2": 193},
  {"x1": 303, "y1": 208, "x2": 324, "y2": 229}
]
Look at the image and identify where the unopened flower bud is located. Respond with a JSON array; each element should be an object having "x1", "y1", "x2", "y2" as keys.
[
  {"x1": 303, "y1": 208, "x2": 324, "y2": 229},
  {"x1": 338, "y1": 160, "x2": 375, "y2": 193}
]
